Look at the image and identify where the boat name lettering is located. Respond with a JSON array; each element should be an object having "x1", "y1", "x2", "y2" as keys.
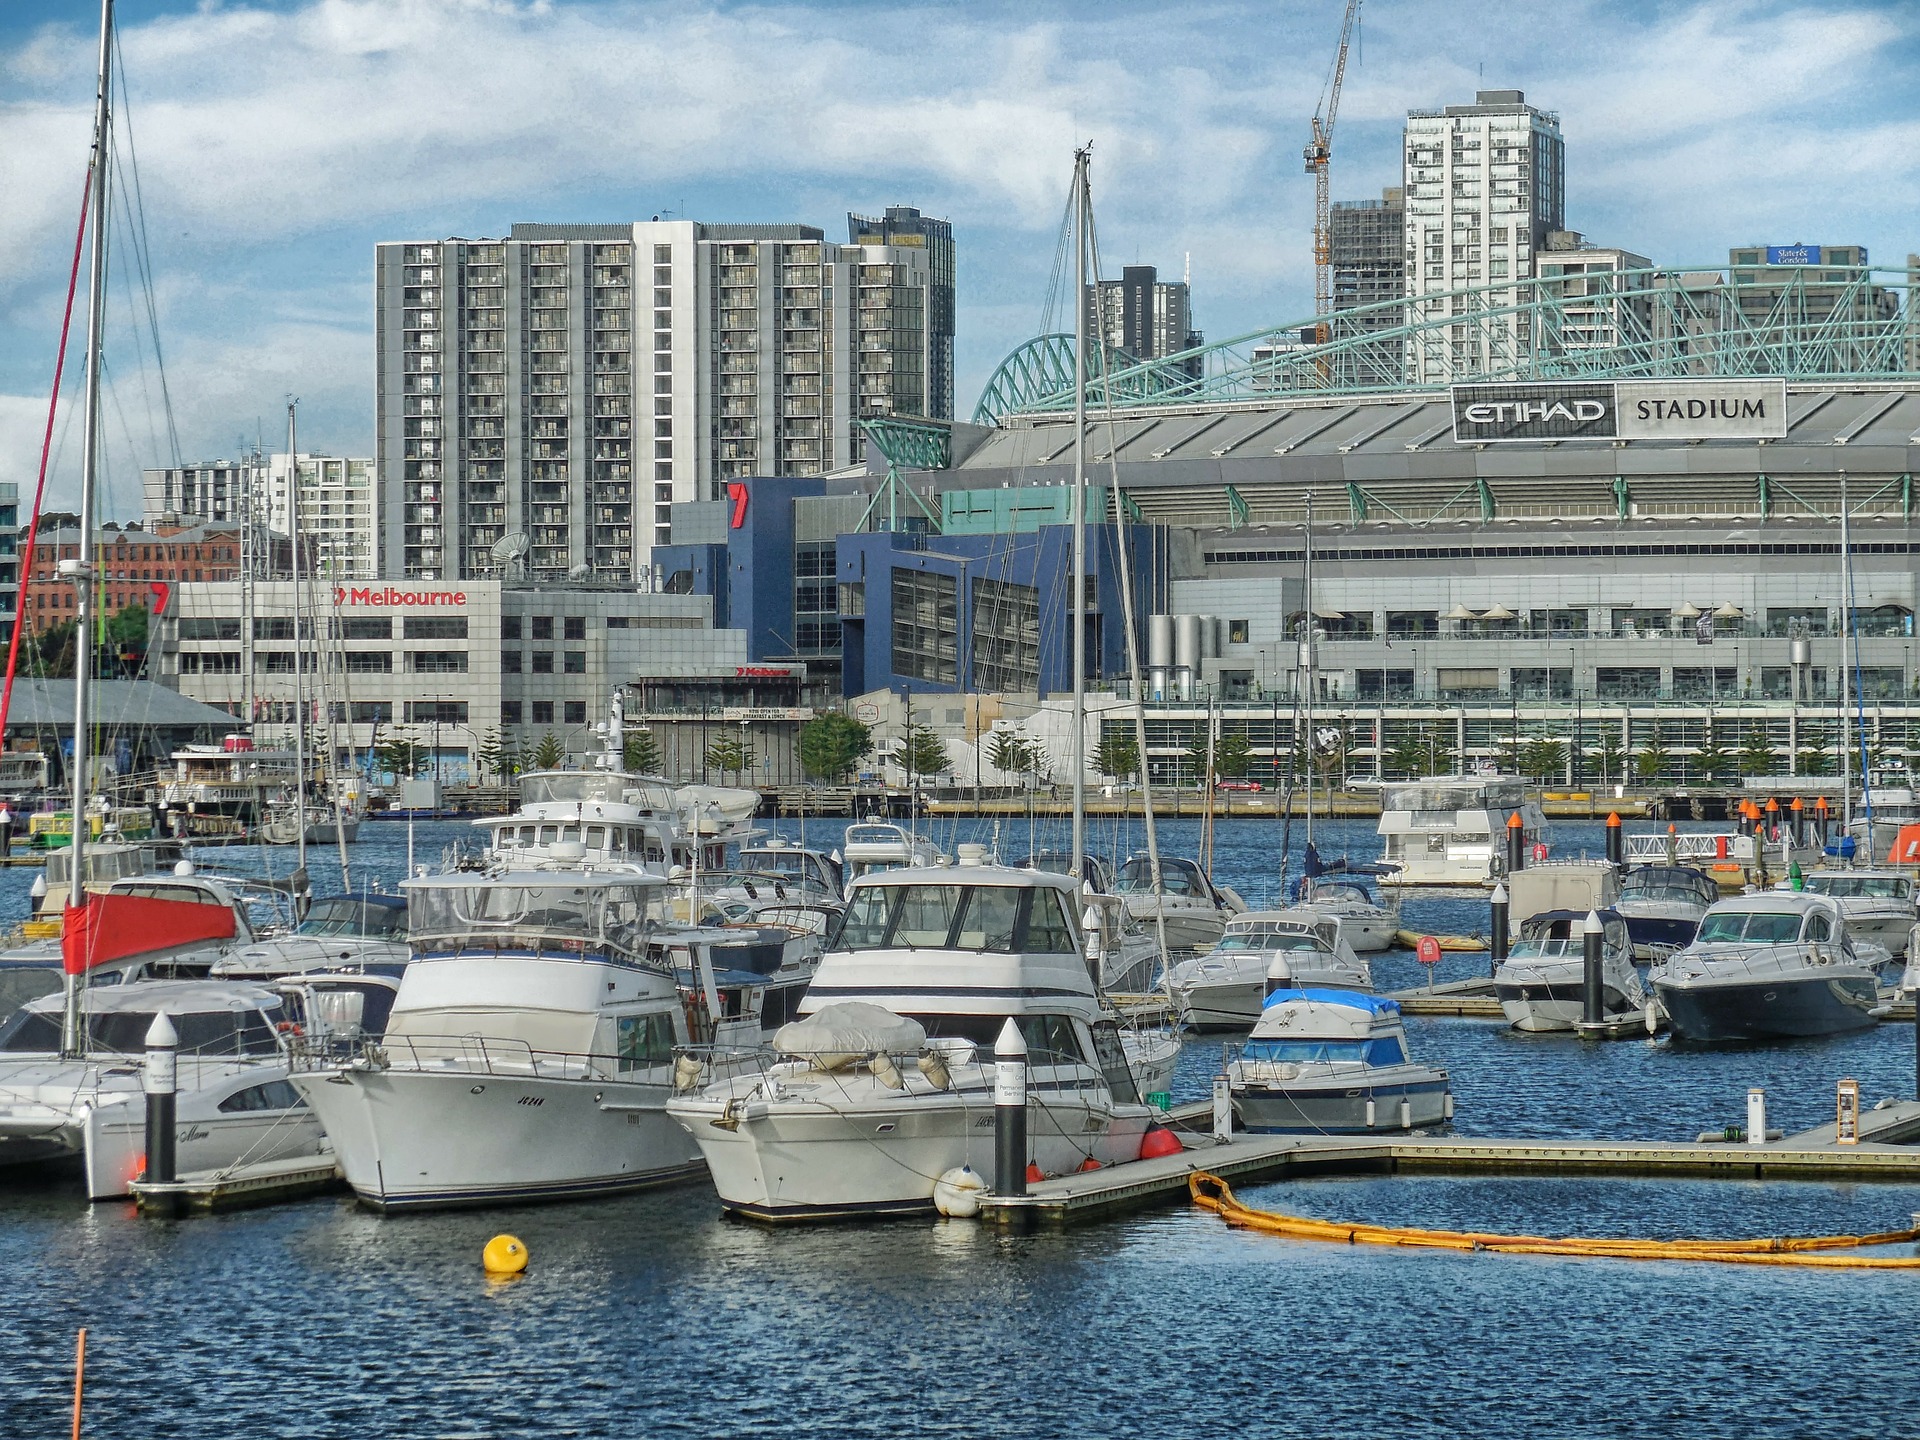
[{"x1": 333, "y1": 586, "x2": 468, "y2": 608}]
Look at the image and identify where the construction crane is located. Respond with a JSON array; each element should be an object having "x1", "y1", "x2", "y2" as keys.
[{"x1": 1304, "y1": 0, "x2": 1361, "y2": 344}]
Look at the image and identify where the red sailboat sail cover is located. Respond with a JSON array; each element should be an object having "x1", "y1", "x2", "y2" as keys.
[
  {"x1": 1889, "y1": 824, "x2": 1920, "y2": 867},
  {"x1": 62, "y1": 892, "x2": 236, "y2": 975}
]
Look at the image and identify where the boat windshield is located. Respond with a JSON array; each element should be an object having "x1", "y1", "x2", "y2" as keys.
[
  {"x1": 1218, "y1": 930, "x2": 1323, "y2": 953},
  {"x1": 1307, "y1": 882, "x2": 1374, "y2": 906},
  {"x1": 741, "y1": 851, "x2": 810, "y2": 882},
  {"x1": 517, "y1": 773, "x2": 674, "y2": 810},
  {"x1": 1242, "y1": 1037, "x2": 1405, "y2": 1065},
  {"x1": 1622, "y1": 870, "x2": 1718, "y2": 905},
  {"x1": 1697, "y1": 911, "x2": 1805, "y2": 944},
  {"x1": 0, "y1": 1005, "x2": 282, "y2": 1057},
  {"x1": 298, "y1": 899, "x2": 406, "y2": 938},
  {"x1": 831, "y1": 883, "x2": 1077, "y2": 955},
  {"x1": 408, "y1": 882, "x2": 665, "y2": 955},
  {"x1": 1804, "y1": 875, "x2": 1912, "y2": 900},
  {"x1": 1115, "y1": 858, "x2": 1205, "y2": 897}
]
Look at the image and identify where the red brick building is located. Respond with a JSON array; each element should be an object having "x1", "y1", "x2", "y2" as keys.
[{"x1": 21, "y1": 523, "x2": 244, "y2": 632}]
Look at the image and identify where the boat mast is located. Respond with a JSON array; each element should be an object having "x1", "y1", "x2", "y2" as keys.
[
  {"x1": 1069, "y1": 145, "x2": 1090, "y2": 883},
  {"x1": 1839, "y1": 470, "x2": 1854, "y2": 840},
  {"x1": 62, "y1": 0, "x2": 114, "y2": 1058},
  {"x1": 288, "y1": 400, "x2": 308, "y2": 877},
  {"x1": 1301, "y1": 493, "x2": 1316, "y2": 849}
]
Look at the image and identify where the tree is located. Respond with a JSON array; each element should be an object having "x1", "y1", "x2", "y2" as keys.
[
  {"x1": 1794, "y1": 725, "x2": 1833, "y2": 777},
  {"x1": 105, "y1": 603, "x2": 149, "y2": 677},
  {"x1": 529, "y1": 731, "x2": 565, "y2": 771},
  {"x1": 1634, "y1": 739, "x2": 1669, "y2": 784},
  {"x1": 1519, "y1": 736, "x2": 1567, "y2": 784},
  {"x1": 1093, "y1": 731, "x2": 1139, "y2": 783},
  {"x1": 799, "y1": 712, "x2": 873, "y2": 782},
  {"x1": 1691, "y1": 735, "x2": 1732, "y2": 785},
  {"x1": 375, "y1": 731, "x2": 431, "y2": 780},
  {"x1": 1214, "y1": 730, "x2": 1254, "y2": 780},
  {"x1": 903, "y1": 724, "x2": 948, "y2": 782},
  {"x1": 1596, "y1": 730, "x2": 1628, "y2": 785},
  {"x1": 1737, "y1": 725, "x2": 1778, "y2": 778},
  {"x1": 1385, "y1": 726, "x2": 1451, "y2": 781},
  {"x1": 624, "y1": 727, "x2": 662, "y2": 776},
  {"x1": 705, "y1": 730, "x2": 756, "y2": 782},
  {"x1": 986, "y1": 729, "x2": 1036, "y2": 784},
  {"x1": 1184, "y1": 725, "x2": 1215, "y2": 786}
]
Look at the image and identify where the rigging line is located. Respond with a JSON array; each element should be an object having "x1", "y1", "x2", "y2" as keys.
[
  {"x1": 110, "y1": 24, "x2": 179, "y2": 468},
  {"x1": 1037, "y1": 177, "x2": 1079, "y2": 342},
  {"x1": 0, "y1": 169, "x2": 94, "y2": 746},
  {"x1": 110, "y1": 146, "x2": 162, "y2": 472}
]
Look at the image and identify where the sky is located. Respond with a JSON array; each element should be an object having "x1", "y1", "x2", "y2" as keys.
[{"x1": 2, "y1": 0, "x2": 1918, "y2": 521}]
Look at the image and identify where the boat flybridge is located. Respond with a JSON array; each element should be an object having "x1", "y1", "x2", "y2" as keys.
[
  {"x1": 841, "y1": 821, "x2": 945, "y2": 880},
  {"x1": 1650, "y1": 893, "x2": 1882, "y2": 1042},
  {"x1": 1165, "y1": 910, "x2": 1371, "y2": 1031},
  {"x1": 1376, "y1": 775, "x2": 1547, "y2": 887},
  {"x1": 1493, "y1": 909, "x2": 1645, "y2": 1033},
  {"x1": 668, "y1": 857, "x2": 1170, "y2": 1220}
]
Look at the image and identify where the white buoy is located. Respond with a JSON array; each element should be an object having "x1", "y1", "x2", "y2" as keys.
[{"x1": 933, "y1": 1165, "x2": 988, "y2": 1218}]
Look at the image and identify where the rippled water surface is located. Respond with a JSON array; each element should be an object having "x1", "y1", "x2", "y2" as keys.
[{"x1": 4, "y1": 816, "x2": 1919, "y2": 1439}]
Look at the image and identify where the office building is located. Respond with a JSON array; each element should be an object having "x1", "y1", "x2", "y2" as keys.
[
  {"x1": 1402, "y1": 89, "x2": 1565, "y2": 382},
  {"x1": 375, "y1": 216, "x2": 946, "y2": 585},
  {"x1": 1330, "y1": 187, "x2": 1406, "y2": 383},
  {"x1": 1727, "y1": 244, "x2": 1899, "y2": 372},
  {"x1": 1085, "y1": 265, "x2": 1203, "y2": 379},
  {"x1": 849, "y1": 206, "x2": 956, "y2": 424},
  {"x1": 142, "y1": 457, "x2": 262, "y2": 527},
  {"x1": 0, "y1": 484, "x2": 15, "y2": 643},
  {"x1": 1534, "y1": 233, "x2": 1653, "y2": 354},
  {"x1": 264, "y1": 454, "x2": 377, "y2": 579}
]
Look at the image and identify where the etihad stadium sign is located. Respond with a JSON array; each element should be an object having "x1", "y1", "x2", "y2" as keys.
[{"x1": 1450, "y1": 379, "x2": 1788, "y2": 444}]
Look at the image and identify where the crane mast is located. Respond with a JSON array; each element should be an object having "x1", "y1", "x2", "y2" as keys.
[{"x1": 1305, "y1": 0, "x2": 1361, "y2": 344}]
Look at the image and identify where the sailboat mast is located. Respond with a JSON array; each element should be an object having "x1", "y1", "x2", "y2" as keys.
[
  {"x1": 1301, "y1": 493, "x2": 1316, "y2": 847},
  {"x1": 63, "y1": 0, "x2": 114, "y2": 1058},
  {"x1": 288, "y1": 400, "x2": 308, "y2": 875},
  {"x1": 1839, "y1": 472, "x2": 1854, "y2": 838},
  {"x1": 1069, "y1": 145, "x2": 1090, "y2": 881}
]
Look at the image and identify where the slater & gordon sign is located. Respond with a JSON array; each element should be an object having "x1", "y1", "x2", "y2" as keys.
[{"x1": 1450, "y1": 379, "x2": 1788, "y2": 444}]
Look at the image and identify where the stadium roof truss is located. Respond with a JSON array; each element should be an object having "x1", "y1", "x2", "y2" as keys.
[{"x1": 975, "y1": 264, "x2": 1920, "y2": 423}]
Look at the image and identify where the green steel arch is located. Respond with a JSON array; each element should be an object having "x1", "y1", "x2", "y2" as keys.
[{"x1": 975, "y1": 263, "x2": 1920, "y2": 420}]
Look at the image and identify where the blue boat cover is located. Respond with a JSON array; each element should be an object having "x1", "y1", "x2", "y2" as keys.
[{"x1": 1261, "y1": 987, "x2": 1401, "y2": 1015}]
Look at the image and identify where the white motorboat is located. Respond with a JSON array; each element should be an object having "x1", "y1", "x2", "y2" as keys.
[
  {"x1": 1494, "y1": 909, "x2": 1645, "y2": 1033},
  {"x1": 1376, "y1": 775, "x2": 1547, "y2": 887},
  {"x1": 1650, "y1": 893, "x2": 1881, "y2": 1042},
  {"x1": 0, "y1": 979, "x2": 326, "y2": 1199},
  {"x1": 1113, "y1": 854, "x2": 1246, "y2": 952},
  {"x1": 259, "y1": 800, "x2": 363, "y2": 847},
  {"x1": 1165, "y1": 910, "x2": 1370, "y2": 1031},
  {"x1": 28, "y1": 838, "x2": 187, "y2": 919},
  {"x1": 1795, "y1": 870, "x2": 1917, "y2": 958},
  {"x1": 1614, "y1": 865, "x2": 1718, "y2": 960},
  {"x1": 213, "y1": 894, "x2": 409, "y2": 979},
  {"x1": 1227, "y1": 989, "x2": 1450, "y2": 1133},
  {"x1": 841, "y1": 821, "x2": 944, "y2": 881},
  {"x1": 1293, "y1": 875, "x2": 1397, "y2": 953},
  {"x1": 668, "y1": 859, "x2": 1161, "y2": 1220}
]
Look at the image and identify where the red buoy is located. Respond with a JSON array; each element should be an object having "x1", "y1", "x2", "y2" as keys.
[
  {"x1": 1078, "y1": 1156, "x2": 1103, "y2": 1173},
  {"x1": 1025, "y1": 1162, "x2": 1045, "y2": 1185},
  {"x1": 1138, "y1": 1127, "x2": 1184, "y2": 1160}
]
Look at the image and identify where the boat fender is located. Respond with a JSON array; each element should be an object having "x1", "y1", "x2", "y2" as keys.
[
  {"x1": 1078, "y1": 1156, "x2": 1103, "y2": 1172},
  {"x1": 917, "y1": 1052, "x2": 952, "y2": 1090},
  {"x1": 932, "y1": 1165, "x2": 987, "y2": 1218},
  {"x1": 869, "y1": 1053, "x2": 905, "y2": 1090},
  {"x1": 1138, "y1": 1126, "x2": 1184, "y2": 1161},
  {"x1": 1025, "y1": 1162, "x2": 1046, "y2": 1185},
  {"x1": 672, "y1": 1054, "x2": 707, "y2": 1093}
]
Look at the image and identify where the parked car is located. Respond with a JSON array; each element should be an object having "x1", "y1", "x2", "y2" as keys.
[{"x1": 1218, "y1": 780, "x2": 1263, "y2": 792}]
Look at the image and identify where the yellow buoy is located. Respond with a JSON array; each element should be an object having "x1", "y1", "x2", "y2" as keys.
[{"x1": 483, "y1": 1234, "x2": 528, "y2": 1275}]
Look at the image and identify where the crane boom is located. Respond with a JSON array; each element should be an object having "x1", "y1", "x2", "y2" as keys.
[{"x1": 1304, "y1": 0, "x2": 1361, "y2": 343}]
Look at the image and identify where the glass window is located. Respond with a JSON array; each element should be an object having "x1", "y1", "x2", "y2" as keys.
[
  {"x1": 217, "y1": 1080, "x2": 306, "y2": 1113},
  {"x1": 564, "y1": 616, "x2": 586, "y2": 640},
  {"x1": 955, "y1": 886, "x2": 1021, "y2": 952},
  {"x1": 894, "y1": 884, "x2": 964, "y2": 947},
  {"x1": 531, "y1": 616, "x2": 554, "y2": 640},
  {"x1": 615, "y1": 1011, "x2": 677, "y2": 1071},
  {"x1": 1022, "y1": 888, "x2": 1077, "y2": 954},
  {"x1": 834, "y1": 887, "x2": 894, "y2": 950}
]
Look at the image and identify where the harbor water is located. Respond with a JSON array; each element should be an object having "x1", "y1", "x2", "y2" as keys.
[{"x1": 3, "y1": 818, "x2": 1918, "y2": 1438}]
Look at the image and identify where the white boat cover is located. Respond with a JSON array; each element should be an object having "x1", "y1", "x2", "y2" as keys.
[
  {"x1": 675, "y1": 784, "x2": 761, "y2": 828},
  {"x1": 772, "y1": 1002, "x2": 926, "y2": 1068}
]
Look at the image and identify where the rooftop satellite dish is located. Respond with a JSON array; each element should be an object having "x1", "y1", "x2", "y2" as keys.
[{"x1": 490, "y1": 531, "x2": 531, "y2": 581}]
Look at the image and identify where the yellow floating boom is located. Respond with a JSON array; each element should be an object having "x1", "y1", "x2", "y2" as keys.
[{"x1": 1189, "y1": 1172, "x2": 1920, "y2": 1268}]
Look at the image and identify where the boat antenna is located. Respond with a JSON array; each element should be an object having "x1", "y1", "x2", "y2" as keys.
[{"x1": 62, "y1": 0, "x2": 115, "y2": 1059}]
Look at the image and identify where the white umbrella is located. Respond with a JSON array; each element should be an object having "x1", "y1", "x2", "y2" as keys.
[
  {"x1": 1444, "y1": 603, "x2": 1477, "y2": 621},
  {"x1": 1713, "y1": 602, "x2": 1744, "y2": 618},
  {"x1": 1479, "y1": 604, "x2": 1517, "y2": 621},
  {"x1": 1670, "y1": 601, "x2": 1701, "y2": 619}
]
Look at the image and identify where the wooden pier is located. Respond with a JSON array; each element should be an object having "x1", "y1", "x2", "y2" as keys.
[
  {"x1": 976, "y1": 1098, "x2": 1920, "y2": 1227},
  {"x1": 131, "y1": 1156, "x2": 343, "y2": 1215}
]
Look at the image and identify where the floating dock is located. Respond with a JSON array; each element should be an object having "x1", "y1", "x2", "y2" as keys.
[
  {"x1": 976, "y1": 1098, "x2": 1920, "y2": 1227},
  {"x1": 131, "y1": 1156, "x2": 342, "y2": 1215}
]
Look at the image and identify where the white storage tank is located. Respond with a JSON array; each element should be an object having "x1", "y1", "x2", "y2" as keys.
[{"x1": 1147, "y1": 615, "x2": 1174, "y2": 670}]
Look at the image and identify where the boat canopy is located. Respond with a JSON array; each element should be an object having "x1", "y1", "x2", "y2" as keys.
[
  {"x1": 1261, "y1": 987, "x2": 1401, "y2": 1014},
  {"x1": 1621, "y1": 867, "x2": 1719, "y2": 906}
]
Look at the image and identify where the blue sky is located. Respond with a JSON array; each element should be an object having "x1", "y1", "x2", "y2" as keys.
[{"x1": 3, "y1": 0, "x2": 1918, "y2": 519}]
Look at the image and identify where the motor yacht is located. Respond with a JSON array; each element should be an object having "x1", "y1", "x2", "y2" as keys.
[
  {"x1": 841, "y1": 821, "x2": 945, "y2": 881},
  {"x1": 1650, "y1": 893, "x2": 1881, "y2": 1041},
  {"x1": 1376, "y1": 775, "x2": 1547, "y2": 887},
  {"x1": 1113, "y1": 853, "x2": 1245, "y2": 952},
  {"x1": 667, "y1": 860, "x2": 1160, "y2": 1220},
  {"x1": 1493, "y1": 909, "x2": 1646, "y2": 1032},
  {"x1": 736, "y1": 836, "x2": 844, "y2": 901},
  {"x1": 0, "y1": 978, "x2": 326, "y2": 1199},
  {"x1": 1227, "y1": 989, "x2": 1450, "y2": 1133},
  {"x1": 212, "y1": 895, "x2": 408, "y2": 980},
  {"x1": 1293, "y1": 877, "x2": 1397, "y2": 953},
  {"x1": 1614, "y1": 865, "x2": 1718, "y2": 959},
  {"x1": 1165, "y1": 910, "x2": 1370, "y2": 1031},
  {"x1": 1795, "y1": 870, "x2": 1917, "y2": 959}
]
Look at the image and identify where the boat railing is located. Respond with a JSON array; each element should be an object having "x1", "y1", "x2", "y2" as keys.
[
  {"x1": 295, "y1": 1031, "x2": 652, "y2": 1082},
  {"x1": 668, "y1": 1039, "x2": 1112, "y2": 1103},
  {"x1": 1659, "y1": 941, "x2": 1850, "y2": 982}
]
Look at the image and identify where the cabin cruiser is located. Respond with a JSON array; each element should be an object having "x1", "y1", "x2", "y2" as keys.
[
  {"x1": 1650, "y1": 893, "x2": 1881, "y2": 1042},
  {"x1": 841, "y1": 822, "x2": 944, "y2": 880},
  {"x1": 258, "y1": 798, "x2": 364, "y2": 846},
  {"x1": 157, "y1": 737, "x2": 301, "y2": 829},
  {"x1": 1227, "y1": 990, "x2": 1450, "y2": 1133},
  {"x1": 212, "y1": 895, "x2": 409, "y2": 980},
  {"x1": 1614, "y1": 866, "x2": 1718, "y2": 959},
  {"x1": 0, "y1": 979, "x2": 326, "y2": 1199},
  {"x1": 1113, "y1": 853, "x2": 1245, "y2": 952},
  {"x1": 1165, "y1": 910, "x2": 1370, "y2": 1031},
  {"x1": 478, "y1": 769, "x2": 753, "y2": 875},
  {"x1": 1294, "y1": 876, "x2": 1397, "y2": 953},
  {"x1": 737, "y1": 836, "x2": 844, "y2": 900},
  {"x1": 29, "y1": 839, "x2": 186, "y2": 919},
  {"x1": 1493, "y1": 909, "x2": 1645, "y2": 1032},
  {"x1": 1796, "y1": 870, "x2": 1917, "y2": 958},
  {"x1": 1376, "y1": 775, "x2": 1547, "y2": 887},
  {"x1": 668, "y1": 860, "x2": 1160, "y2": 1220}
]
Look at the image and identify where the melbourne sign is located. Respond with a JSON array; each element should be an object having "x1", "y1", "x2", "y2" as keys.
[
  {"x1": 1451, "y1": 379, "x2": 1787, "y2": 444},
  {"x1": 332, "y1": 586, "x2": 468, "y2": 607}
]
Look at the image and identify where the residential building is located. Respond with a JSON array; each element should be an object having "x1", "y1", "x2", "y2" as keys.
[
  {"x1": 141, "y1": 457, "x2": 262, "y2": 527},
  {"x1": 0, "y1": 483, "x2": 16, "y2": 644},
  {"x1": 1727, "y1": 244, "x2": 1900, "y2": 372},
  {"x1": 1534, "y1": 233, "x2": 1653, "y2": 354},
  {"x1": 849, "y1": 206, "x2": 956, "y2": 424},
  {"x1": 21, "y1": 523, "x2": 243, "y2": 634},
  {"x1": 1085, "y1": 265, "x2": 1203, "y2": 380},
  {"x1": 1330, "y1": 187, "x2": 1406, "y2": 384},
  {"x1": 264, "y1": 454, "x2": 377, "y2": 579},
  {"x1": 1402, "y1": 89, "x2": 1565, "y2": 382},
  {"x1": 375, "y1": 217, "x2": 945, "y2": 585}
]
